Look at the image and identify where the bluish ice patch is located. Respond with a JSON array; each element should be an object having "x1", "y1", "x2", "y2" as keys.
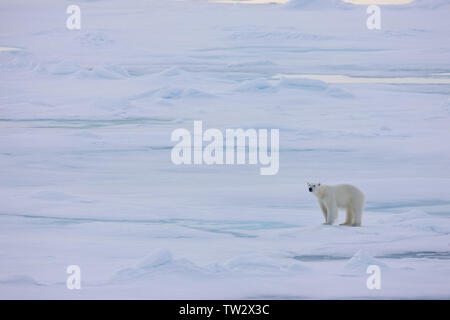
[
  {"x1": 291, "y1": 251, "x2": 450, "y2": 262},
  {"x1": 366, "y1": 200, "x2": 450, "y2": 211},
  {"x1": 377, "y1": 251, "x2": 450, "y2": 260},
  {"x1": 292, "y1": 254, "x2": 349, "y2": 262},
  {"x1": 0, "y1": 118, "x2": 178, "y2": 129},
  {"x1": 131, "y1": 87, "x2": 214, "y2": 100},
  {"x1": 194, "y1": 46, "x2": 384, "y2": 54},
  {"x1": 0, "y1": 214, "x2": 298, "y2": 238}
]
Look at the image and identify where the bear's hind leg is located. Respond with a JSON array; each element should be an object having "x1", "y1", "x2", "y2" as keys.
[
  {"x1": 351, "y1": 194, "x2": 365, "y2": 227},
  {"x1": 351, "y1": 206, "x2": 363, "y2": 227},
  {"x1": 340, "y1": 208, "x2": 353, "y2": 226}
]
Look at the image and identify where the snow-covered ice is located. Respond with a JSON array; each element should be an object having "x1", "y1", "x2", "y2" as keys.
[{"x1": 0, "y1": 0, "x2": 449, "y2": 299}]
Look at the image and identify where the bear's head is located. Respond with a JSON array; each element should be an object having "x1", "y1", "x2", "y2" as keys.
[{"x1": 307, "y1": 182, "x2": 321, "y2": 193}]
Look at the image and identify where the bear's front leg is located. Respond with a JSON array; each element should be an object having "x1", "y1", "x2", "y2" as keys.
[
  {"x1": 319, "y1": 201, "x2": 328, "y2": 224},
  {"x1": 326, "y1": 204, "x2": 338, "y2": 225}
]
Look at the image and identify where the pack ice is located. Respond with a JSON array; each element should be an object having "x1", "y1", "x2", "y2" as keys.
[{"x1": 0, "y1": 0, "x2": 449, "y2": 299}]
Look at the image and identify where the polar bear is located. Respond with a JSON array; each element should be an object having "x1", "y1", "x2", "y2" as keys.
[{"x1": 307, "y1": 183, "x2": 365, "y2": 226}]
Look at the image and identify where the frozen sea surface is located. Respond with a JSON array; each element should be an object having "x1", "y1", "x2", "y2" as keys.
[{"x1": 0, "y1": 0, "x2": 449, "y2": 299}]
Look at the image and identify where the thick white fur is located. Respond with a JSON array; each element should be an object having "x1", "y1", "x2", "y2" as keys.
[{"x1": 311, "y1": 184, "x2": 365, "y2": 226}]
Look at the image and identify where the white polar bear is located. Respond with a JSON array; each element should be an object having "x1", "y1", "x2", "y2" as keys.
[{"x1": 307, "y1": 183, "x2": 365, "y2": 226}]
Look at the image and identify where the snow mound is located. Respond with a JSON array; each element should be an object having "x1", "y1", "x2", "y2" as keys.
[
  {"x1": 345, "y1": 250, "x2": 388, "y2": 272},
  {"x1": 111, "y1": 249, "x2": 206, "y2": 283},
  {"x1": 136, "y1": 249, "x2": 173, "y2": 269},
  {"x1": 112, "y1": 250, "x2": 309, "y2": 283},
  {"x1": 276, "y1": 78, "x2": 353, "y2": 98},
  {"x1": 38, "y1": 61, "x2": 130, "y2": 79},
  {"x1": 277, "y1": 77, "x2": 329, "y2": 90},
  {"x1": 76, "y1": 31, "x2": 114, "y2": 48},
  {"x1": 0, "y1": 275, "x2": 42, "y2": 286},
  {"x1": 235, "y1": 79, "x2": 276, "y2": 92},
  {"x1": 134, "y1": 87, "x2": 214, "y2": 100},
  {"x1": 395, "y1": 209, "x2": 430, "y2": 220},
  {"x1": 234, "y1": 77, "x2": 353, "y2": 98},
  {"x1": 326, "y1": 87, "x2": 354, "y2": 98},
  {"x1": 373, "y1": 209, "x2": 450, "y2": 233},
  {"x1": 158, "y1": 66, "x2": 186, "y2": 77},
  {"x1": 45, "y1": 61, "x2": 80, "y2": 75},
  {"x1": 391, "y1": 209, "x2": 450, "y2": 234},
  {"x1": 73, "y1": 65, "x2": 129, "y2": 80},
  {"x1": 0, "y1": 51, "x2": 38, "y2": 72}
]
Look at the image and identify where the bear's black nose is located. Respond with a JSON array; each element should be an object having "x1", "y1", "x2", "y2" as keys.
[{"x1": 309, "y1": 187, "x2": 312, "y2": 192}]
